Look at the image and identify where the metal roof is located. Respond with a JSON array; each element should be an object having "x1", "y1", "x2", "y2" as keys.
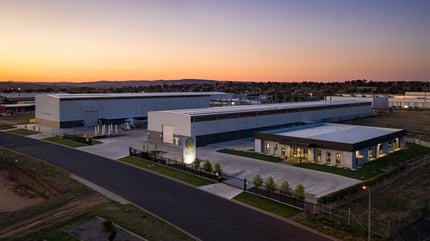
[
  {"x1": 1, "y1": 92, "x2": 44, "y2": 99},
  {"x1": 159, "y1": 100, "x2": 371, "y2": 116},
  {"x1": 45, "y1": 92, "x2": 228, "y2": 99},
  {"x1": 262, "y1": 123, "x2": 403, "y2": 144},
  {"x1": 1, "y1": 103, "x2": 35, "y2": 107}
]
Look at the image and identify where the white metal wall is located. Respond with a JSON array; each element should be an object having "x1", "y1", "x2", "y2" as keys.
[
  {"x1": 189, "y1": 105, "x2": 371, "y2": 136},
  {"x1": 148, "y1": 111, "x2": 191, "y2": 137},
  {"x1": 52, "y1": 96, "x2": 211, "y2": 122},
  {"x1": 35, "y1": 95, "x2": 60, "y2": 121}
]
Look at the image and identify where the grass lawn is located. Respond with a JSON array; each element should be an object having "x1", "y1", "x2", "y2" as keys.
[
  {"x1": 233, "y1": 192, "x2": 302, "y2": 219},
  {"x1": 120, "y1": 156, "x2": 215, "y2": 186},
  {"x1": 40, "y1": 230, "x2": 80, "y2": 241},
  {"x1": 0, "y1": 112, "x2": 34, "y2": 124},
  {"x1": 7, "y1": 128, "x2": 38, "y2": 136},
  {"x1": 43, "y1": 136, "x2": 89, "y2": 148},
  {"x1": 295, "y1": 144, "x2": 430, "y2": 180},
  {"x1": 0, "y1": 125, "x2": 13, "y2": 130},
  {"x1": 217, "y1": 149, "x2": 283, "y2": 163}
]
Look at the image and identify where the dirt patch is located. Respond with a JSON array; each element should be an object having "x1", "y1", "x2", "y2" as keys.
[
  {"x1": 0, "y1": 170, "x2": 45, "y2": 212},
  {"x1": 67, "y1": 217, "x2": 146, "y2": 241},
  {"x1": 341, "y1": 110, "x2": 430, "y2": 141},
  {"x1": 0, "y1": 161, "x2": 61, "y2": 213}
]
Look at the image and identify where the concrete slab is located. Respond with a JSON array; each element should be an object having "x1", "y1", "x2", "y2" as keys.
[
  {"x1": 161, "y1": 138, "x2": 360, "y2": 199},
  {"x1": 77, "y1": 129, "x2": 148, "y2": 160},
  {"x1": 198, "y1": 183, "x2": 243, "y2": 200},
  {"x1": 27, "y1": 126, "x2": 360, "y2": 199}
]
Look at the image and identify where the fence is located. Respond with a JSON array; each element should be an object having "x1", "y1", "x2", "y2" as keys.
[
  {"x1": 312, "y1": 202, "x2": 430, "y2": 239},
  {"x1": 128, "y1": 147, "x2": 305, "y2": 209},
  {"x1": 62, "y1": 134, "x2": 94, "y2": 145},
  {"x1": 129, "y1": 147, "x2": 222, "y2": 182}
]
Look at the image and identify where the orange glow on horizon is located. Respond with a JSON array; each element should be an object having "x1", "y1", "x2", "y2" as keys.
[{"x1": 1, "y1": 1, "x2": 430, "y2": 83}]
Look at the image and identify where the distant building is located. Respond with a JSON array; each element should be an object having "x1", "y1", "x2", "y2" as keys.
[
  {"x1": 389, "y1": 92, "x2": 430, "y2": 109},
  {"x1": 255, "y1": 123, "x2": 406, "y2": 169},
  {"x1": 148, "y1": 100, "x2": 372, "y2": 147},
  {"x1": 326, "y1": 94, "x2": 389, "y2": 109},
  {"x1": 211, "y1": 93, "x2": 271, "y2": 106},
  {"x1": 0, "y1": 92, "x2": 46, "y2": 104},
  {"x1": 0, "y1": 103, "x2": 35, "y2": 114},
  {"x1": 35, "y1": 92, "x2": 230, "y2": 128}
]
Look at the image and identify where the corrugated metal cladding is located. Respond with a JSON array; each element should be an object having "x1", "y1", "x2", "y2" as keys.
[
  {"x1": 148, "y1": 100, "x2": 373, "y2": 147},
  {"x1": 36, "y1": 92, "x2": 230, "y2": 128}
]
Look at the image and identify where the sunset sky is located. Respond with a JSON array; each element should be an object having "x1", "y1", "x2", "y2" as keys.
[{"x1": 1, "y1": 0, "x2": 430, "y2": 82}]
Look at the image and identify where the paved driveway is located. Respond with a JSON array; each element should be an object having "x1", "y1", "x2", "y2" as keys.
[{"x1": 73, "y1": 129, "x2": 359, "y2": 198}]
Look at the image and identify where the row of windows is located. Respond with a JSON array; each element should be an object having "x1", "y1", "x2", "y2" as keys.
[
  {"x1": 191, "y1": 102, "x2": 370, "y2": 122},
  {"x1": 265, "y1": 143, "x2": 342, "y2": 165},
  {"x1": 315, "y1": 150, "x2": 342, "y2": 165}
]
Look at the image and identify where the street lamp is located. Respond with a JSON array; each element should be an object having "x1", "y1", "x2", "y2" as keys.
[{"x1": 362, "y1": 185, "x2": 371, "y2": 241}]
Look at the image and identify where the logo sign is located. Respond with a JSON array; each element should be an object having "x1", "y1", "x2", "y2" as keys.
[{"x1": 183, "y1": 137, "x2": 196, "y2": 164}]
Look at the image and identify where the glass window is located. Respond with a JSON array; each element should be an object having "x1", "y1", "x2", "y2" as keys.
[
  {"x1": 281, "y1": 145, "x2": 287, "y2": 156},
  {"x1": 336, "y1": 153, "x2": 341, "y2": 165},
  {"x1": 266, "y1": 142, "x2": 270, "y2": 153},
  {"x1": 378, "y1": 144, "x2": 384, "y2": 155},
  {"x1": 316, "y1": 150, "x2": 321, "y2": 163},
  {"x1": 368, "y1": 148, "x2": 373, "y2": 159},
  {"x1": 326, "y1": 152, "x2": 331, "y2": 164},
  {"x1": 292, "y1": 147, "x2": 308, "y2": 159}
]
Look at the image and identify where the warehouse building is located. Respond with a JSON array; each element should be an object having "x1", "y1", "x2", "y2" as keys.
[
  {"x1": 35, "y1": 92, "x2": 230, "y2": 128},
  {"x1": 147, "y1": 100, "x2": 372, "y2": 147},
  {"x1": 326, "y1": 94, "x2": 389, "y2": 109},
  {"x1": 254, "y1": 123, "x2": 406, "y2": 169},
  {"x1": 0, "y1": 103, "x2": 35, "y2": 114},
  {"x1": 389, "y1": 92, "x2": 430, "y2": 109}
]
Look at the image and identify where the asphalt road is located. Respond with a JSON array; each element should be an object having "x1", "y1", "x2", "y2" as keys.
[{"x1": 0, "y1": 132, "x2": 333, "y2": 241}]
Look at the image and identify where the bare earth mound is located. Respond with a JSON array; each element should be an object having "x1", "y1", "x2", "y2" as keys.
[{"x1": 0, "y1": 170, "x2": 45, "y2": 212}]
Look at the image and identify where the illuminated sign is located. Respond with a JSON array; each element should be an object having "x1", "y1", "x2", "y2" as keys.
[{"x1": 183, "y1": 137, "x2": 196, "y2": 164}]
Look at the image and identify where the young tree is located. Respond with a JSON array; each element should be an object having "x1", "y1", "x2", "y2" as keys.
[
  {"x1": 214, "y1": 162, "x2": 222, "y2": 176},
  {"x1": 252, "y1": 174, "x2": 263, "y2": 188},
  {"x1": 193, "y1": 159, "x2": 200, "y2": 170},
  {"x1": 280, "y1": 180, "x2": 290, "y2": 194},
  {"x1": 202, "y1": 160, "x2": 212, "y2": 173},
  {"x1": 294, "y1": 184, "x2": 305, "y2": 200},
  {"x1": 264, "y1": 176, "x2": 276, "y2": 193}
]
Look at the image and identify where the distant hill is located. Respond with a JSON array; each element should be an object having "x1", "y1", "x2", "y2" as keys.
[
  {"x1": 75, "y1": 79, "x2": 221, "y2": 87},
  {"x1": 0, "y1": 79, "x2": 222, "y2": 89}
]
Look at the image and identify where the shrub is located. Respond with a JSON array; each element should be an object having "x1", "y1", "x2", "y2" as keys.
[
  {"x1": 253, "y1": 174, "x2": 263, "y2": 188},
  {"x1": 265, "y1": 176, "x2": 276, "y2": 192},
  {"x1": 202, "y1": 160, "x2": 212, "y2": 173},
  {"x1": 214, "y1": 162, "x2": 222, "y2": 176},
  {"x1": 280, "y1": 180, "x2": 290, "y2": 194},
  {"x1": 294, "y1": 184, "x2": 305, "y2": 200},
  {"x1": 193, "y1": 159, "x2": 200, "y2": 169}
]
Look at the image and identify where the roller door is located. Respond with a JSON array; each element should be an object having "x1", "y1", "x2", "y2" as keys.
[{"x1": 84, "y1": 111, "x2": 98, "y2": 126}]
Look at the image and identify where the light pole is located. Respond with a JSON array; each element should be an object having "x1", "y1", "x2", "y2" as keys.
[{"x1": 362, "y1": 185, "x2": 371, "y2": 241}]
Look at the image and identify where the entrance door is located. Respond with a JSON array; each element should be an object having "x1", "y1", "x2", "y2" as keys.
[
  {"x1": 162, "y1": 125, "x2": 174, "y2": 144},
  {"x1": 83, "y1": 111, "x2": 98, "y2": 126}
]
